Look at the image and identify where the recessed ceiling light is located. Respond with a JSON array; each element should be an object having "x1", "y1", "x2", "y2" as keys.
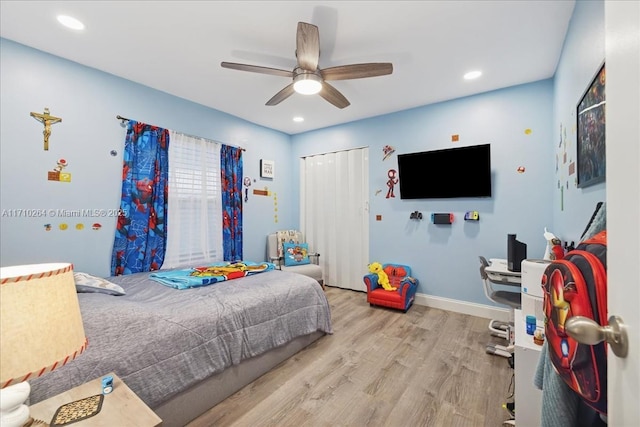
[
  {"x1": 464, "y1": 70, "x2": 482, "y2": 80},
  {"x1": 293, "y1": 117, "x2": 304, "y2": 123},
  {"x1": 57, "y1": 15, "x2": 85, "y2": 31}
]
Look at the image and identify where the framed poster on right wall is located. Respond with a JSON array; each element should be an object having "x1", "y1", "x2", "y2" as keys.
[{"x1": 576, "y1": 62, "x2": 606, "y2": 188}]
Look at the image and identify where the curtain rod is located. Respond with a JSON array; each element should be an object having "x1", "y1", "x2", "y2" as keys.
[{"x1": 115, "y1": 115, "x2": 245, "y2": 151}]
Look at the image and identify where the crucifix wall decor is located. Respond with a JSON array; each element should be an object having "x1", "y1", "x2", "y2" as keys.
[{"x1": 30, "y1": 107, "x2": 62, "y2": 150}]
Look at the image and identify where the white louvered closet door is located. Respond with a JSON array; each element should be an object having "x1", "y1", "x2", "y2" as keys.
[{"x1": 300, "y1": 148, "x2": 369, "y2": 291}]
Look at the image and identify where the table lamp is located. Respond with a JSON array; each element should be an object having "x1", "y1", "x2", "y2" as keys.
[{"x1": 0, "y1": 263, "x2": 87, "y2": 427}]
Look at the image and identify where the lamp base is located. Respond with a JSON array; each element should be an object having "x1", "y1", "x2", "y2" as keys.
[{"x1": 0, "y1": 382, "x2": 31, "y2": 427}]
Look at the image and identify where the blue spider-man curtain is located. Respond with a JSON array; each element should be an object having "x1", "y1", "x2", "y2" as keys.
[
  {"x1": 221, "y1": 145, "x2": 243, "y2": 261},
  {"x1": 111, "y1": 121, "x2": 169, "y2": 275}
]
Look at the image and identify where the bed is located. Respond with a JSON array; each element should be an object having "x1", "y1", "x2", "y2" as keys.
[{"x1": 28, "y1": 267, "x2": 333, "y2": 426}]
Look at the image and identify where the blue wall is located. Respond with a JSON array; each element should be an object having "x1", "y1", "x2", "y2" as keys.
[
  {"x1": 0, "y1": 38, "x2": 295, "y2": 276},
  {"x1": 552, "y1": 0, "x2": 606, "y2": 239},
  {"x1": 290, "y1": 0, "x2": 604, "y2": 305},
  {"x1": 0, "y1": 0, "x2": 604, "y2": 307},
  {"x1": 292, "y1": 81, "x2": 555, "y2": 303}
]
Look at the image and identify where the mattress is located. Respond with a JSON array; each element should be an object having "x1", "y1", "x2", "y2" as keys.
[{"x1": 28, "y1": 269, "x2": 333, "y2": 409}]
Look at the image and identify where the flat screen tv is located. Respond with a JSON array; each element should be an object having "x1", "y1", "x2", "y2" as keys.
[{"x1": 397, "y1": 143, "x2": 492, "y2": 199}]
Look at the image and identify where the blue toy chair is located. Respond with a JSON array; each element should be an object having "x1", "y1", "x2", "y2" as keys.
[{"x1": 363, "y1": 263, "x2": 418, "y2": 312}]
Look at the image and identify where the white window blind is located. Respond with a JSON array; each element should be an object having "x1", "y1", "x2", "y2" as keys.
[{"x1": 164, "y1": 131, "x2": 223, "y2": 268}]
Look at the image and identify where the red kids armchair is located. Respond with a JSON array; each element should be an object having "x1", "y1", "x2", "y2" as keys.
[{"x1": 363, "y1": 263, "x2": 419, "y2": 312}]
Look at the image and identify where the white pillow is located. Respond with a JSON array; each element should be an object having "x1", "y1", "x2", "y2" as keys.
[{"x1": 74, "y1": 272, "x2": 125, "y2": 296}]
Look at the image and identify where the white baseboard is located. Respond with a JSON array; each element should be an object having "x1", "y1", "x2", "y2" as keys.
[{"x1": 414, "y1": 292, "x2": 511, "y2": 323}]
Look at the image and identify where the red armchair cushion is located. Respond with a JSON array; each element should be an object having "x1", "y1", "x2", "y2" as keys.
[{"x1": 384, "y1": 265, "x2": 409, "y2": 288}]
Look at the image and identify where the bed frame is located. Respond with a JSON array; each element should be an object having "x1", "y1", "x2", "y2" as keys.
[
  {"x1": 154, "y1": 331, "x2": 325, "y2": 426},
  {"x1": 27, "y1": 268, "x2": 331, "y2": 426}
]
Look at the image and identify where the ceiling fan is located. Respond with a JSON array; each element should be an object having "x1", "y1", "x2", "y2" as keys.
[{"x1": 221, "y1": 22, "x2": 393, "y2": 109}]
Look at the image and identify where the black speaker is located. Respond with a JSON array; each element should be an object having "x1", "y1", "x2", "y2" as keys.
[{"x1": 432, "y1": 213, "x2": 453, "y2": 224}]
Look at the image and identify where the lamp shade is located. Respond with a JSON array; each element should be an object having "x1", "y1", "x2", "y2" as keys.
[{"x1": 0, "y1": 263, "x2": 87, "y2": 388}]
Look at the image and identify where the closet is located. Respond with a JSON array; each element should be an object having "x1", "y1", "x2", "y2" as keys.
[{"x1": 300, "y1": 148, "x2": 369, "y2": 291}]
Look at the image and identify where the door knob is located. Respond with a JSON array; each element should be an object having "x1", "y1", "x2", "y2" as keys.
[{"x1": 565, "y1": 315, "x2": 628, "y2": 358}]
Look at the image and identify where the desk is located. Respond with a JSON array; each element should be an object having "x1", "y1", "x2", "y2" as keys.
[
  {"x1": 514, "y1": 309, "x2": 543, "y2": 426},
  {"x1": 485, "y1": 258, "x2": 522, "y2": 285},
  {"x1": 482, "y1": 258, "x2": 522, "y2": 358}
]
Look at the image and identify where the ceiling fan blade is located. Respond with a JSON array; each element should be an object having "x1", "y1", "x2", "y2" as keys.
[
  {"x1": 319, "y1": 82, "x2": 350, "y2": 109},
  {"x1": 221, "y1": 62, "x2": 293, "y2": 78},
  {"x1": 296, "y1": 22, "x2": 320, "y2": 71},
  {"x1": 266, "y1": 83, "x2": 296, "y2": 106},
  {"x1": 321, "y1": 63, "x2": 393, "y2": 81}
]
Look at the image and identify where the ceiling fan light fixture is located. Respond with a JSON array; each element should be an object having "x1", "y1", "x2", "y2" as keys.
[
  {"x1": 293, "y1": 73, "x2": 322, "y2": 95},
  {"x1": 222, "y1": 22, "x2": 391, "y2": 108}
]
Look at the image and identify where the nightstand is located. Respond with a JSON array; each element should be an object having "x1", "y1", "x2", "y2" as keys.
[{"x1": 29, "y1": 373, "x2": 161, "y2": 426}]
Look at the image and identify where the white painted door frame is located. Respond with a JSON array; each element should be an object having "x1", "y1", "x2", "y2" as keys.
[{"x1": 605, "y1": 1, "x2": 639, "y2": 424}]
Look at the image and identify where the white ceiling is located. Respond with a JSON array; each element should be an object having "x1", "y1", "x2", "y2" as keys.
[{"x1": 0, "y1": 1, "x2": 575, "y2": 135}]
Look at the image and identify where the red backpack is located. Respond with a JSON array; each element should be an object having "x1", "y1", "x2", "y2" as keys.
[{"x1": 541, "y1": 230, "x2": 607, "y2": 415}]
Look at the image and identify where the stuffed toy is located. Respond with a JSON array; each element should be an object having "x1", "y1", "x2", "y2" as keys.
[{"x1": 368, "y1": 262, "x2": 397, "y2": 291}]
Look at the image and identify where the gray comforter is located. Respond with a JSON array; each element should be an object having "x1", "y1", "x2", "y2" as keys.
[{"x1": 29, "y1": 269, "x2": 332, "y2": 408}]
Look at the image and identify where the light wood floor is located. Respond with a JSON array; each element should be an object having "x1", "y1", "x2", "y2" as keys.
[{"x1": 187, "y1": 286, "x2": 514, "y2": 427}]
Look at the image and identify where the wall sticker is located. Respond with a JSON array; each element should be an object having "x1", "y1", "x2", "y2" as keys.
[
  {"x1": 386, "y1": 169, "x2": 398, "y2": 199},
  {"x1": 382, "y1": 145, "x2": 395, "y2": 160},
  {"x1": 273, "y1": 192, "x2": 278, "y2": 223},
  {"x1": 48, "y1": 158, "x2": 71, "y2": 182}
]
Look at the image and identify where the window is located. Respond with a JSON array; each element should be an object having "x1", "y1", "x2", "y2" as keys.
[{"x1": 163, "y1": 131, "x2": 223, "y2": 268}]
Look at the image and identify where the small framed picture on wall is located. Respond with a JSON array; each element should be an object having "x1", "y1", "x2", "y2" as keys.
[
  {"x1": 576, "y1": 62, "x2": 606, "y2": 188},
  {"x1": 260, "y1": 159, "x2": 274, "y2": 179}
]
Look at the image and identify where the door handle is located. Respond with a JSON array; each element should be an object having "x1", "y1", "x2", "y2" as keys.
[{"x1": 565, "y1": 315, "x2": 628, "y2": 358}]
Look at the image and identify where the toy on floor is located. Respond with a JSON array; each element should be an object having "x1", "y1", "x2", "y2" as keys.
[
  {"x1": 368, "y1": 262, "x2": 397, "y2": 291},
  {"x1": 363, "y1": 263, "x2": 419, "y2": 312}
]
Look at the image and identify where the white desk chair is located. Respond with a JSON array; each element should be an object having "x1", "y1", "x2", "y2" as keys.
[{"x1": 479, "y1": 256, "x2": 522, "y2": 358}]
